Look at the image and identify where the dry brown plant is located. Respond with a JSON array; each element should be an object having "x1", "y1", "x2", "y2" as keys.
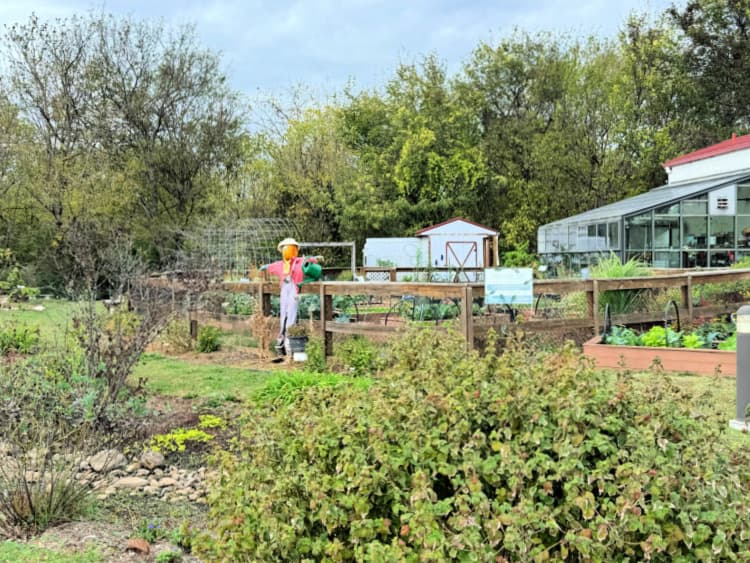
[{"x1": 250, "y1": 311, "x2": 277, "y2": 360}]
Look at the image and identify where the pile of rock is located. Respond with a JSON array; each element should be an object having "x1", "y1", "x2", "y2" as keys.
[
  {"x1": 78, "y1": 449, "x2": 215, "y2": 503},
  {"x1": 0, "y1": 444, "x2": 214, "y2": 504}
]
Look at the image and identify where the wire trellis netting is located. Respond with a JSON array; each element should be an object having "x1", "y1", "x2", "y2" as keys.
[{"x1": 171, "y1": 218, "x2": 299, "y2": 278}]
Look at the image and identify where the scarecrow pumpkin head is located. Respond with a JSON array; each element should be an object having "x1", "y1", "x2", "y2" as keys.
[{"x1": 277, "y1": 237, "x2": 300, "y2": 261}]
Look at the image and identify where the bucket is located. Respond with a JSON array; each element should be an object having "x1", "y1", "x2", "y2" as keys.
[{"x1": 302, "y1": 261, "x2": 323, "y2": 281}]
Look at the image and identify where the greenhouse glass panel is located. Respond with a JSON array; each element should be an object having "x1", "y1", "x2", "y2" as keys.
[
  {"x1": 682, "y1": 217, "x2": 707, "y2": 249},
  {"x1": 709, "y1": 251, "x2": 733, "y2": 267},
  {"x1": 625, "y1": 212, "x2": 652, "y2": 250},
  {"x1": 655, "y1": 203, "x2": 680, "y2": 215},
  {"x1": 738, "y1": 216, "x2": 750, "y2": 248},
  {"x1": 608, "y1": 222, "x2": 619, "y2": 249},
  {"x1": 653, "y1": 252, "x2": 680, "y2": 268},
  {"x1": 683, "y1": 251, "x2": 708, "y2": 268},
  {"x1": 682, "y1": 196, "x2": 707, "y2": 215},
  {"x1": 709, "y1": 216, "x2": 734, "y2": 249},
  {"x1": 738, "y1": 184, "x2": 750, "y2": 215},
  {"x1": 654, "y1": 216, "x2": 679, "y2": 249}
]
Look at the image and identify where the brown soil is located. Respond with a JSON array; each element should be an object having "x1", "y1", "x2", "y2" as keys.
[{"x1": 28, "y1": 521, "x2": 201, "y2": 562}]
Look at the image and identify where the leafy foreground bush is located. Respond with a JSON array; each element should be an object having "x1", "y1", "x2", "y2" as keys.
[{"x1": 196, "y1": 329, "x2": 750, "y2": 561}]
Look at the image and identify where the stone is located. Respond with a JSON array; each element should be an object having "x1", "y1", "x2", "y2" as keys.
[
  {"x1": 0, "y1": 441, "x2": 14, "y2": 456},
  {"x1": 136, "y1": 469, "x2": 151, "y2": 477},
  {"x1": 126, "y1": 538, "x2": 150, "y2": 555},
  {"x1": 125, "y1": 462, "x2": 141, "y2": 473},
  {"x1": 140, "y1": 451, "x2": 165, "y2": 470},
  {"x1": 109, "y1": 469, "x2": 126, "y2": 478},
  {"x1": 88, "y1": 449, "x2": 126, "y2": 473},
  {"x1": 113, "y1": 477, "x2": 149, "y2": 489},
  {"x1": 157, "y1": 477, "x2": 178, "y2": 488},
  {"x1": 79, "y1": 460, "x2": 91, "y2": 471}
]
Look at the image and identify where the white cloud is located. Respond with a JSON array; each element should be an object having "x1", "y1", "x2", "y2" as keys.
[{"x1": 0, "y1": 0, "x2": 682, "y2": 97}]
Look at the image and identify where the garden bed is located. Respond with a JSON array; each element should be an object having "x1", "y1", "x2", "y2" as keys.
[{"x1": 583, "y1": 336, "x2": 736, "y2": 376}]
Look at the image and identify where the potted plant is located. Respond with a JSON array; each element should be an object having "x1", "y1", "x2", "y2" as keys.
[{"x1": 286, "y1": 324, "x2": 308, "y2": 353}]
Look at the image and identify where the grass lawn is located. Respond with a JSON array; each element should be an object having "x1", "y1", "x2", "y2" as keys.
[
  {"x1": 131, "y1": 353, "x2": 272, "y2": 403},
  {"x1": 0, "y1": 299, "x2": 82, "y2": 347},
  {"x1": 0, "y1": 541, "x2": 100, "y2": 563}
]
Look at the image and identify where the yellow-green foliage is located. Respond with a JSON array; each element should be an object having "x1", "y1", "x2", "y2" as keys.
[
  {"x1": 195, "y1": 327, "x2": 750, "y2": 561},
  {"x1": 198, "y1": 414, "x2": 226, "y2": 430},
  {"x1": 150, "y1": 428, "x2": 214, "y2": 453}
]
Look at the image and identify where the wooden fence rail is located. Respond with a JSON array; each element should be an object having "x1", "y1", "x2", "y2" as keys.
[{"x1": 128, "y1": 267, "x2": 750, "y2": 357}]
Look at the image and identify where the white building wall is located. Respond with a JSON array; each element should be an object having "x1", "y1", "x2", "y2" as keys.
[
  {"x1": 363, "y1": 237, "x2": 428, "y2": 268},
  {"x1": 667, "y1": 148, "x2": 750, "y2": 184}
]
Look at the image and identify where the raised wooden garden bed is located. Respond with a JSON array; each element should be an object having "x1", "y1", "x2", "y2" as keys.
[{"x1": 583, "y1": 336, "x2": 736, "y2": 376}]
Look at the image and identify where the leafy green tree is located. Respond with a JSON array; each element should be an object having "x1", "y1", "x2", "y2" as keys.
[
  {"x1": 339, "y1": 55, "x2": 489, "y2": 246},
  {"x1": 668, "y1": 0, "x2": 750, "y2": 136}
]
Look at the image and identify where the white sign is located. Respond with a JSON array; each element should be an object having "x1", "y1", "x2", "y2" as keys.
[{"x1": 485, "y1": 268, "x2": 534, "y2": 305}]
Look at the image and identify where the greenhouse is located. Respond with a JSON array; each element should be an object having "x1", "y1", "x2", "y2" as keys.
[{"x1": 538, "y1": 134, "x2": 750, "y2": 271}]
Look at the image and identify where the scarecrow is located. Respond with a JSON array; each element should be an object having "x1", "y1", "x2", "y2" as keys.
[{"x1": 260, "y1": 238, "x2": 321, "y2": 355}]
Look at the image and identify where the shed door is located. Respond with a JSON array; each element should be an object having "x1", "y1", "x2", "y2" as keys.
[{"x1": 446, "y1": 241, "x2": 478, "y2": 282}]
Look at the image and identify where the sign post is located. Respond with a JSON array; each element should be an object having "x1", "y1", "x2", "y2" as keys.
[
  {"x1": 484, "y1": 268, "x2": 534, "y2": 307},
  {"x1": 730, "y1": 305, "x2": 750, "y2": 430}
]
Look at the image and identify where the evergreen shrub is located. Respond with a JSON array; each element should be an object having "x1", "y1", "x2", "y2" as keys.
[{"x1": 196, "y1": 328, "x2": 750, "y2": 561}]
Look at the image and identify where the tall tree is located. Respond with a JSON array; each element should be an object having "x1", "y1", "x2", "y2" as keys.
[{"x1": 668, "y1": 0, "x2": 750, "y2": 136}]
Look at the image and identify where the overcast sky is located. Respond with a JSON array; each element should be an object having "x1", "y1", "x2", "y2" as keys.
[{"x1": 0, "y1": 0, "x2": 680, "y2": 100}]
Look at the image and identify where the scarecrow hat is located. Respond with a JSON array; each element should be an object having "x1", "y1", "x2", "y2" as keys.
[{"x1": 277, "y1": 237, "x2": 300, "y2": 252}]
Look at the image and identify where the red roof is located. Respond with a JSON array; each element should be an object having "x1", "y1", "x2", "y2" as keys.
[
  {"x1": 415, "y1": 217, "x2": 498, "y2": 236},
  {"x1": 664, "y1": 133, "x2": 750, "y2": 168}
]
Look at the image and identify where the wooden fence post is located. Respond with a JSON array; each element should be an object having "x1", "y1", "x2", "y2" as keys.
[
  {"x1": 389, "y1": 268, "x2": 397, "y2": 282},
  {"x1": 261, "y1": 283, "x2": 272, "y2": 316},
  {"x1": 320, "y1": 284, "x2": 333, "y2": 357},
  {"x1": 461, "y1": 285, "x2": 474, "y2": 351},
  {"x1": 684, "y1": 274, "x2": 694, "y2": 323}
]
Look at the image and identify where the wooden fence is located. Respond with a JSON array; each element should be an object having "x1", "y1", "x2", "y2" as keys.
[{"x1": 214, "y1": 268, "x2": 750, "y2": 356}]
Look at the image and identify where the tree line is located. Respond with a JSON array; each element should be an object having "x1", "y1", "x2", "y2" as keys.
[{"x1": 0, "y1": 1, "x2": 748, "y2": 289}]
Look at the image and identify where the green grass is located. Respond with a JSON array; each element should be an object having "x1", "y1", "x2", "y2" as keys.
[
  {"x1": 0, "y1": 299, "x2": 81, "y2": 347},
  {"x1": 131, "y1": 353, "x2": 272, "y2": 402},
  {"x1": 219, "y1": 329, "x2": 258, "y2": 350},
  {"x1": 0, "y1": 541, "x2": 100, "y2": 562}
]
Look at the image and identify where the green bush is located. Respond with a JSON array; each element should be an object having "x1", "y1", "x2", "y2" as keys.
[
  {"x1": 591, "y1": 254, "x2": 651, "y2": 315},
  {"x1": 0, "y1": 324, "x2": 40, "y2": 355},
  {"x1": 334, "y1": 335, "x2": 380, "y2": 376},
  {"x1": 160, "y1": 319, "x2": 194, "y2": 354},
  {"x1": 501, "y1": 241, "x2": 537, "y2": 268},
  {"x1": 196, "y1": 328, "x2": 750, "y2": 561},
  {"x1": 304, "y1": 335, "x2": 327, "y2": 373},
  {"x1": 196, "y1": 326, "x2": 221, "y2": 353},
  {"x1": 223, "y1": 293, "x2": 255, "y2": 316}
]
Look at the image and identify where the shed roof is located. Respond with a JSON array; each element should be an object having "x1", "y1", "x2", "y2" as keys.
[
  {"x1": 664, "y1": 133, "x2": 750, "y2": 168},
  {"x1": 540, "y1": 172, "x2": 750, "y2": 230},
  {"x1": 415, "y1": 217, "x2": 498, "y2": 236}
]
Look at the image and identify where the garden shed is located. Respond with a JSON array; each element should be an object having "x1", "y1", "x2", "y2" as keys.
[
  {"x1": 538, "y1": 133, "x2": 750, "y2": 272},
  {"x1": 364, "y1": 217, "x2": 499, "y2": 280}
]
